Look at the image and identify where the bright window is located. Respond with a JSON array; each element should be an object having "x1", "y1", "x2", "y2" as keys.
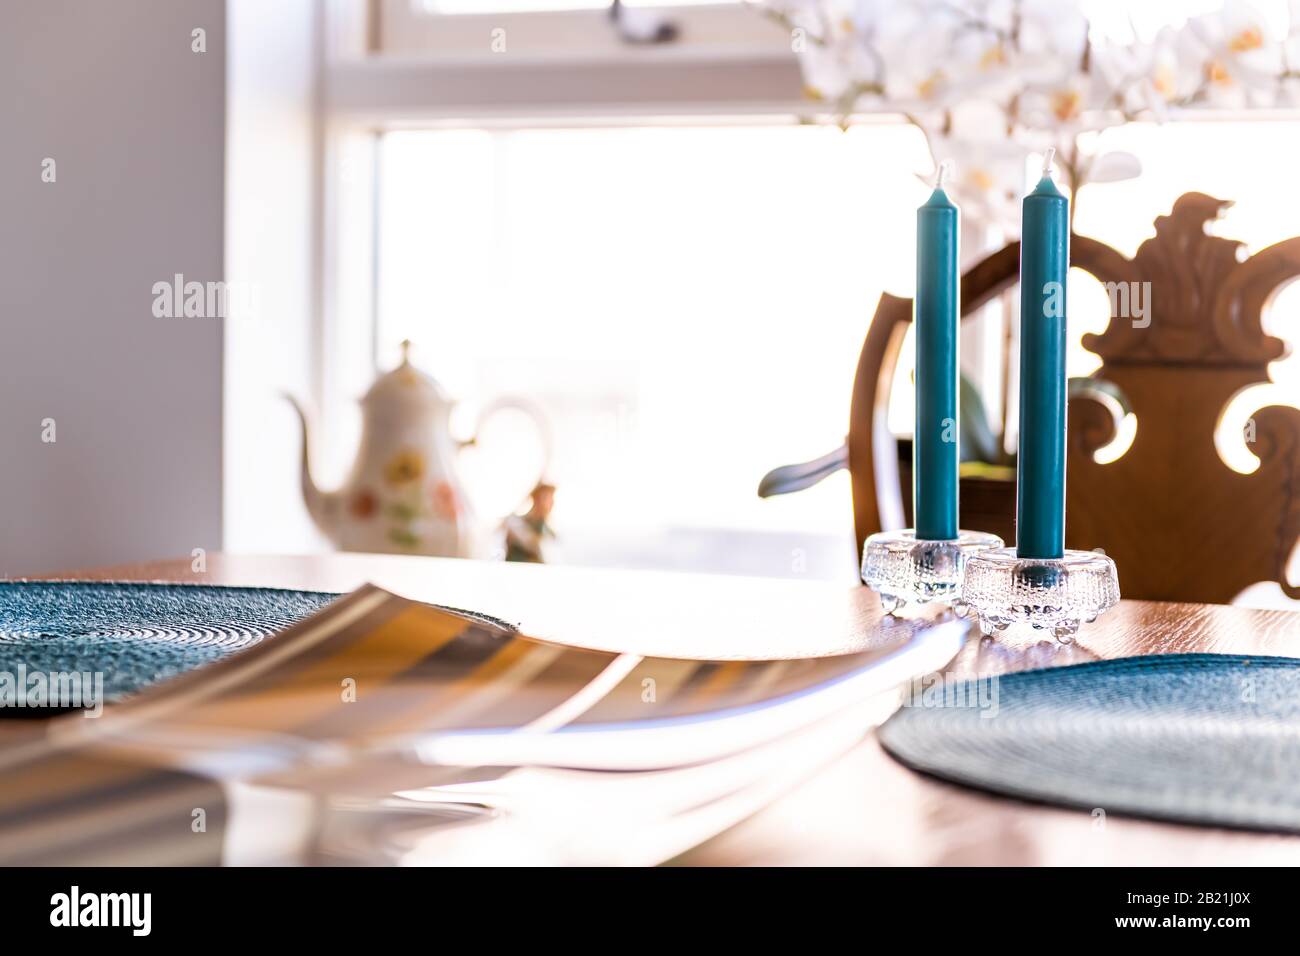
[{"x1": 375, "y1": 122, "x2": 935, "y2": 573}]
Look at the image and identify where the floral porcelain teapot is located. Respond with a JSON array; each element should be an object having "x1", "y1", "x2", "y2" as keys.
[{"x1": 287, "y1": 341, "x2": 548, "y2": 558}]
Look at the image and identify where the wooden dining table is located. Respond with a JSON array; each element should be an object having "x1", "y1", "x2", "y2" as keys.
[{"x1": 42, "y1": 550, "x2": 1300, "y2": 865}]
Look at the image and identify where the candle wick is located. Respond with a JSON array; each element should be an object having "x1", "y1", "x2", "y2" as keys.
[
  {"x1": 935, "y1": 160, "x2": 950, "y2": 189},
  {"x1": 1042, "y1": 147, "x2": 1056, "y2": 178}
]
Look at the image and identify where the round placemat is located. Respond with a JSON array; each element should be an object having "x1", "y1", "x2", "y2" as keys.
[
  {"x1": 0, "y1": 581, "x2": 339, "y2": 706},
  {"x1": 878, "y1": 654, "x2": 1300, "y2": 833}
]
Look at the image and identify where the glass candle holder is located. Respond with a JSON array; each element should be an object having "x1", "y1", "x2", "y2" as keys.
[
  {"x1": 860, "y1": 529, "x2": 1004, "y2": 613},
  {"x1": 960, "y1": 547, "x2": 1120, "y2": 643}
]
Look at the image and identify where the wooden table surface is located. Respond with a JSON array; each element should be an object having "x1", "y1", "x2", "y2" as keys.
[{"x1": 45, "y1": 551, "x2": 1300, "y2": 865}]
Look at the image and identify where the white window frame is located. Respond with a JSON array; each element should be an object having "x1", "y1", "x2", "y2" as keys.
[{"x1": 342, "y1": 1, "x2": 805, "y2": 122}]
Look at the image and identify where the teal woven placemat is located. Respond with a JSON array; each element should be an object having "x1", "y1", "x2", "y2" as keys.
[
  {"x1": 0, "y1": 581, "x2": 339, "y2": 706},
  {"x1": 878, "y1": 654, "x2": 1300, "y2": 832}
]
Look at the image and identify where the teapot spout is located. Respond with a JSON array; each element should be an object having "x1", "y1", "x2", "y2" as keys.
[{"x1": 283, "y1": 393, "x2": 342, "y2": 540}]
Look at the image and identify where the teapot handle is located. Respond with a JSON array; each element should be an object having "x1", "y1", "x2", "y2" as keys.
[{"x1": 462, "y1": 396, "x2": 553, "y2": 491}]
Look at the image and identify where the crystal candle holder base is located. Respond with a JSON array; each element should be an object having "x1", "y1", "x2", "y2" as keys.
[
  {"x1": 961, "y1": 547, "x2": 1120, "y2": 643},
  {"x1": 860, "y1": 529, "x2": 1004, "y2": 613}
]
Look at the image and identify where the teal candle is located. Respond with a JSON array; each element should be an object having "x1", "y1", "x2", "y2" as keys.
[
  {"x1": 913, "y1": 167, "x2": 959, "y2": 541},
  {"x1": 1016, "y1": 152, "x2": 1069, "y2": 560}
]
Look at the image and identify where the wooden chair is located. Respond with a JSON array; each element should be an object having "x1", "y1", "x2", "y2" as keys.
[{"x1": 848, "y1": 192, "x2": 1300, "y2": 604}]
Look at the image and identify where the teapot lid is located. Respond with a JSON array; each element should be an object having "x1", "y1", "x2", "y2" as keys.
[{"x1": 362, "y1": 340, "x2": 453, "y2": 411}]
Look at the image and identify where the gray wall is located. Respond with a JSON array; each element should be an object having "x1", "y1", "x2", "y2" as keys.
[{"x1": 0, "y1": 0, "x2": 225, "y2": 574}]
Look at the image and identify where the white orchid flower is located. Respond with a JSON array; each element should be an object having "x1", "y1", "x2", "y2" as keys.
[
  {"x1": 1016, "y1": 65, "x2": 1127, "y2": 163},
  {"x1": 922, "y1": 101, "x2": 1031, "y2": 231},
  {"x1": 1181, "y1": 0, "x2": 1286, "y2": 108},
  {"x1": 759, "y1": 0, "x2": 1296, "y2": 225},
  {"x1": 1096, "y1": 28, "x2": 1196, "y2": 120}
]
